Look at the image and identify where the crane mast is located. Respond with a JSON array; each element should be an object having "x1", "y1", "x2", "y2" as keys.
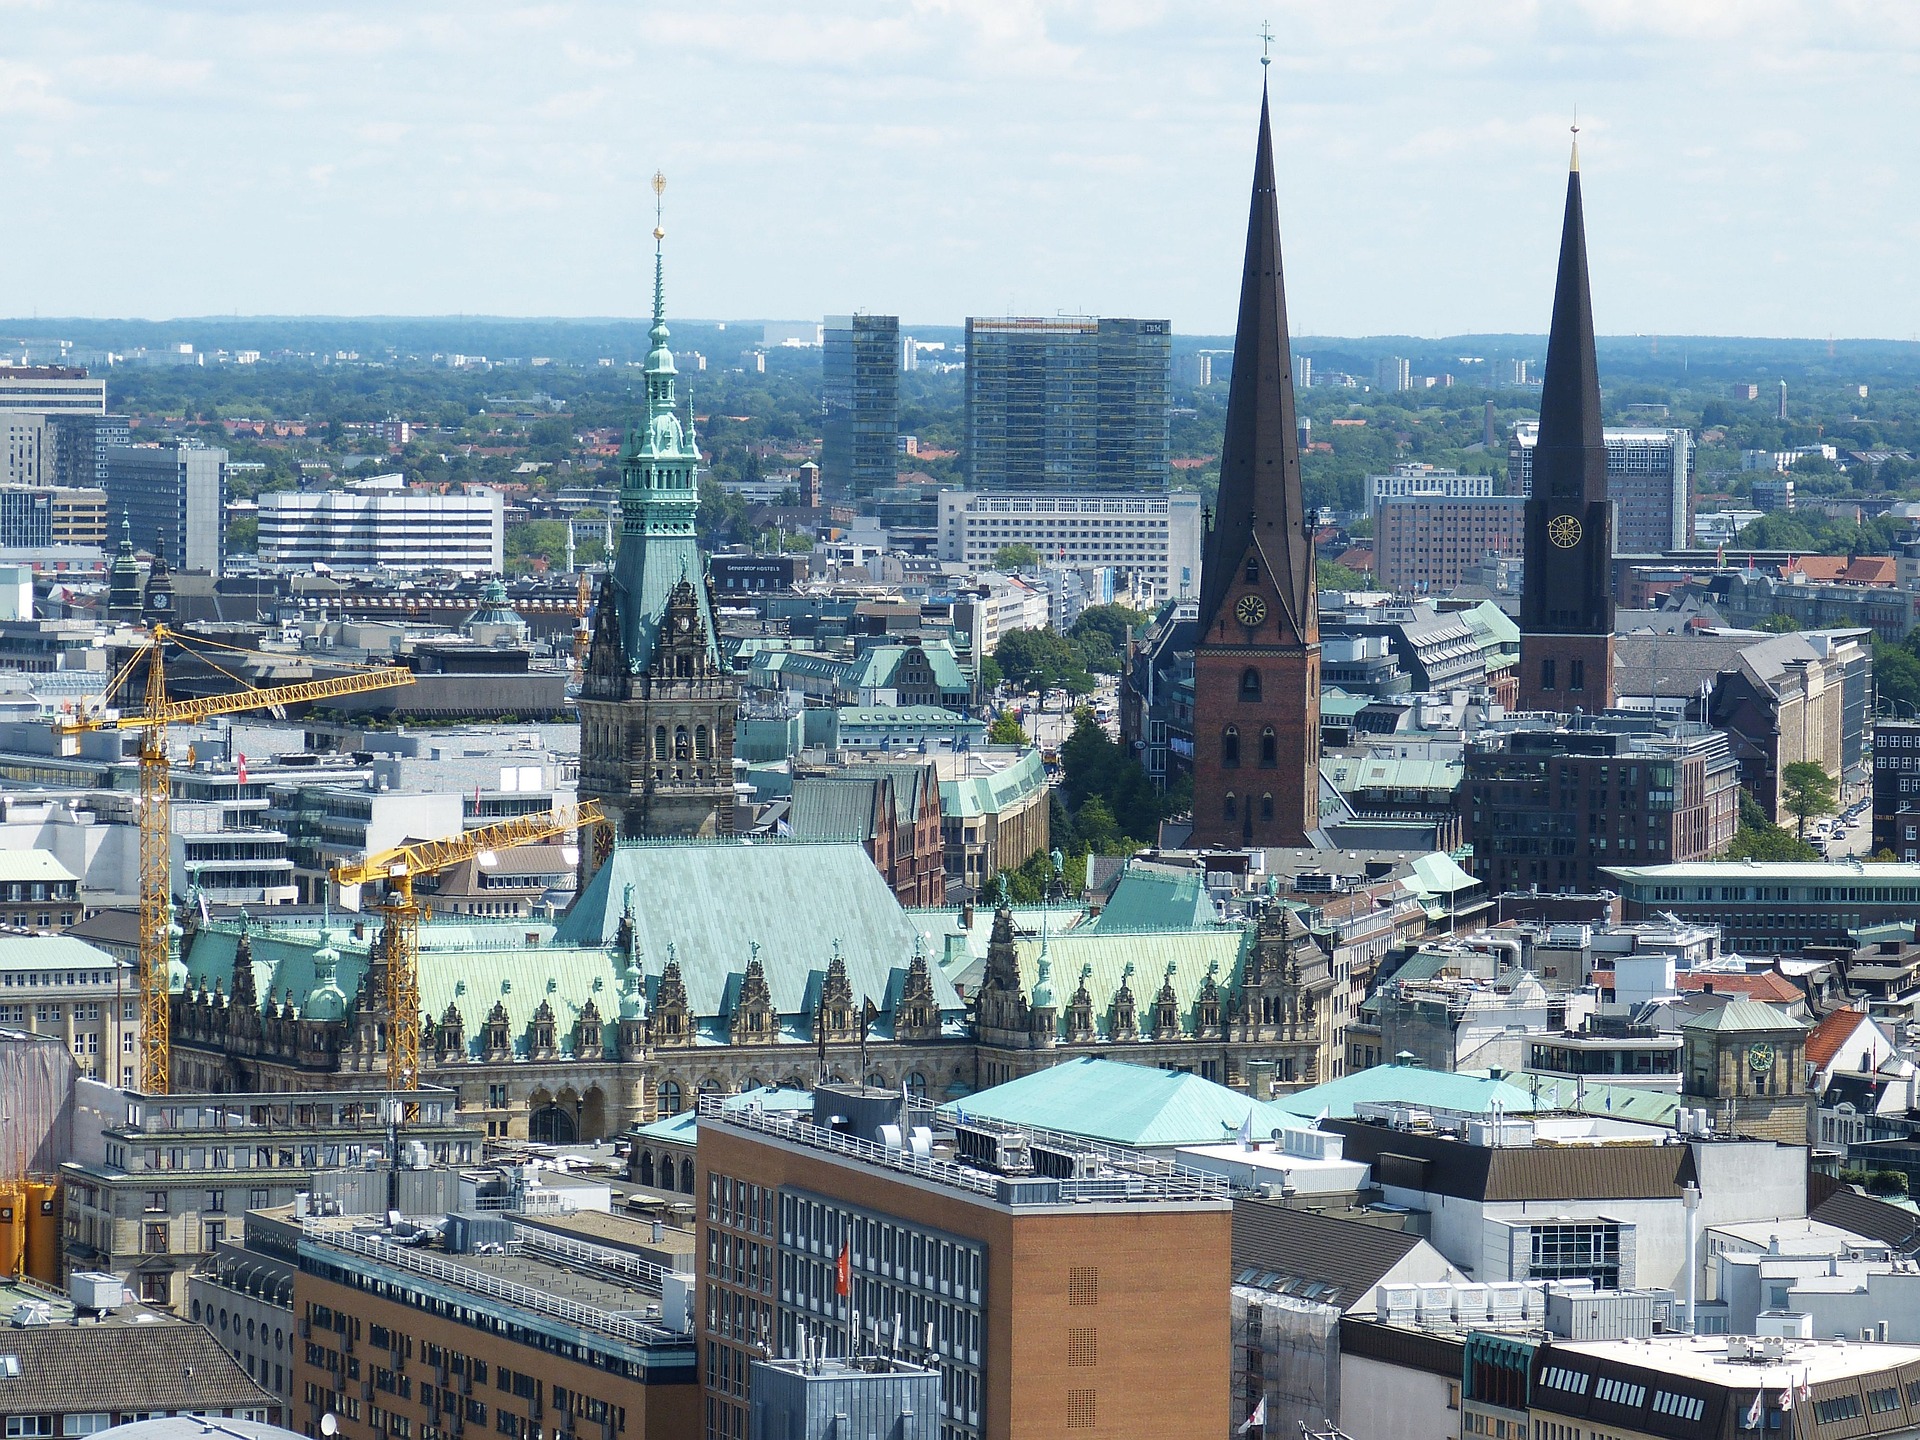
[{"x1": 57, "y1": 624, "x2": 415, "y2": 1093}]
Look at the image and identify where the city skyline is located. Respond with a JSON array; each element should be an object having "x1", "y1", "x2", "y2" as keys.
[{"x1": 2, "y1": 2, "x2": 1916, "y2": 339}]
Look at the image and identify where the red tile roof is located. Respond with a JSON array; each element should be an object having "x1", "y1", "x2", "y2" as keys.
[
  {"x1": 1678, "y1": 970, "x2": 1801, "y2": 1004},
  {"x1": 1805, "y1": 1005, "x2": 1872, "y2": 1070}
]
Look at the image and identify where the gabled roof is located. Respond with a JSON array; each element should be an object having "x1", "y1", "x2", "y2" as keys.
[
  {"x1": 0, "y1": 934, "x2": 122, "y2": 971},
  {"x1": 1232, "y1": 1199, "x2": 1429, "y2": 1312},
  {"x1": 942, "y1": 1056, "x2": 1304, "y2": 1149},
  {"x1": 1805, "y1": 1005, "x2": 1879, "y2": 1071},
  {"x1": 1010, "y1": 927, "x2": 1250, "y2": 1041},
  {"x1": 1810, "y1": 1185, "x2": 1920, "y2": 1254}
]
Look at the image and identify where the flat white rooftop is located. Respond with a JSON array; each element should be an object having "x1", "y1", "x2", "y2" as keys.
[{"x1": 1557, "y1": 1333, "x2": 1920, "y2": 1388}]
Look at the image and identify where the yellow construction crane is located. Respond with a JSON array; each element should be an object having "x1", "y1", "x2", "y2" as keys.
[
  {"x1": 331, "y1": 800, "x2": 604, "y2": 1097},
  {"x1": 55, "y1": 625, "x2": 416, "y2": 1094}
]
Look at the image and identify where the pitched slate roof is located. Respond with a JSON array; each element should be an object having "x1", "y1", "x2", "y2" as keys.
[
  {"x1": 0, "y1": 1317, "x2": 275, "y2": 1414},
  {"x1": 941, "y1": 1056, "x2": 1305, "y2": 1148},
  {"x1": 1810, "y1": 1185, "x2": 1920, "y2": 1254},
  {"x1": 1232, "y1": 1199, "x2": 1429, "y2": 1311},
  {"x1": 1328, "y1": 1119, "x2": 1694, "y2": 1203}
]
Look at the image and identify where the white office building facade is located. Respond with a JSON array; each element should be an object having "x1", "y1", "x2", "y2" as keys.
[
  {"x1": 938, "y1": 488, "x2": 1202, "y2": 603},
  {"x1": 258, "y1": 486, "x2": 504, "y2": 573}
]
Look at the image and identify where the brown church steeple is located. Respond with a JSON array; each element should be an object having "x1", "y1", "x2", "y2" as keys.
[
  {"x1": 1518, "y1": 138, "x2": 1616, "y2": 709},
  {"x1": 1188, "y1": 85, "x2": 1321, "y2": 849}
]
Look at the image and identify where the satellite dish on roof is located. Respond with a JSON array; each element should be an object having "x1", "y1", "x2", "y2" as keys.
[{"x1": 322, "y1": 1417, "x2": 340, "y2": 1437}]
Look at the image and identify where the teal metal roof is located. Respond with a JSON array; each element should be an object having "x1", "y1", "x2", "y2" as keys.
[
  {"x1": 1510, "y1": 1073, "x2": 1686, "y2": 1124},
  {"x1": 631, "y1": 1086, "x2": 812, "y2": 1145},
  {"x1": 939, "y1": 749, "x2": 1046, "y2": 820},
  {"x1": 1321, "y1": 756, "x2": 1463, "y2": 796},
  {"x1": 1319, "y1": 688, "x2": 1372, "y2": 721},
  {"x1": 788, "y1": 777, "x2": 880, "y2": 842},
  {"x1": 0, "y1": 935, "x2": 122, "y2": 971},
  {"x1": 1404, "y1": 851, "x2": 1479, "y2": 898},
  {"x1": 1461, "y1": 598, "x2": 1520, "y2": 645},
  {"x1": 940, "y1": 1056, "x2": 1308, "y2": 1148},
  {"x1": 555, "y1": 839, "x2": 966, "y2": 1021},
  {"x1": 1087, "y1": 864, "x2": 1217, "y2": 934},
  {"x1": 1275, "y1": 1061, "x2": 1543, "y2": 1120},
  {"x1": 852, "y1": 643, "x2": 970, "y2": 694},
  {"x1": 1681, "y1": 998, "x2": 1807, "y2": 1033}
]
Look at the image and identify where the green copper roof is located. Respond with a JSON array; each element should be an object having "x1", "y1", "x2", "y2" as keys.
[
  {"x1": 1509, "y1": 1073, "x2": 1686, "y2": 1124},
  {"x1": 1275, "y1": 1061, "x2": 1543, "y2": 1120},
  {"x1": 939, "y1": 749, "x2": 1047, "y2": 821},
  {"x1": 852, "y1": 643, "x2": 970, "y2": 695},
  {"x1": 554, "y1": 839, "x2": 965, "y2": 1019},
  {"x1": 1319, "y1": 688, "x2": 1372, "y2": 721},
  {"x1": 1461, "y1": 598, "x2": 1520, "y2": 646},
  {"x1": 608, "y1": 219, "x2": 719, "y2": 672},
  {"x1": 1681, "y1": 998, "x2": 1807, "y2": 1033},
  {"x1": 941, "y1": 1056, "x2": 1307, "y2": 1149},
  {"x1": 631, "y1": 1086, "x2": 812, "y2": 1145},
  {"x1": 788, "y1": 777, "x2": 881, "y2": 843},
  {"x1": 1087, "y1": 864, "x2": 1218, "y2": 934},
  {"x1": 1012, "y1": 927, "x2": 1249, "y2": 1040}
]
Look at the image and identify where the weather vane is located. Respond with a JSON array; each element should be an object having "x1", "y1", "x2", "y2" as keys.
[
  {"x1": 651, "y1": 170, "x2": 666, "y2": 244},
  {"x1": 1260, "y1": 21, "x2": 1273, "y2": 67}
]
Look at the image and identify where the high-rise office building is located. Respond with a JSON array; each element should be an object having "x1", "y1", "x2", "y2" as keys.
[
  {"x1": 257, "y1": 485, "x2": 505, "y2": 572},
  {"x1": 104, "y1": 439, "x2": 227, "y2": 573},
  {"x1": 1509, "y1": 424, "x2": 1694, "y2": 552},
  {"x1": 1, "y1": 416, "x2": 52, "y2": 486},
  {"x1": 822, "y1": 314, "x2": 900, "y2": 500},
  {"x1": 1517, "y1": 141, "x2": 1615, "y2": 711},
  {"x1": 0, "y1": 366, "x2": 106, "y2": 416},
  {"x1": 48, "y1": 412, "x2": 131, "y2": 489},
  {"x1": 963, "y1": 317, "x2": 1169, "y2": 492},
  {"x1": 1374, "y1": 355, "x2": 1410, "y2": 392}
]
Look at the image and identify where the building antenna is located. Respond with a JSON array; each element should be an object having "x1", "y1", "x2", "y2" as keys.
[{"x1": 1260, "y1": 20, "x2": 1273, "y2": 67}]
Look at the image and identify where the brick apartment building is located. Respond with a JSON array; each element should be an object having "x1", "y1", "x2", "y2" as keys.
[{"x1": 1373, "y1": 493, "x2": 1525, "y2": 594}]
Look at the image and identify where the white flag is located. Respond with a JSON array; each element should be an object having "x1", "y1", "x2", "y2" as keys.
[
  {"x1": 1238, "y1": 1111, "x2": 1254, "y2": 1148},
  {"x1": 1238, "y1": 1396, "x2": 1266, "y2": 1434},
  {"x1": 1744, "y1": 1391, "x2": 1764, "y2": 1430}
]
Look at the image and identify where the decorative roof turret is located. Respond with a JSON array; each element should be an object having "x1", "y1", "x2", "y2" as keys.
[{"x1": 303, "y1": 928, "x2": 349, "y2": 1023}]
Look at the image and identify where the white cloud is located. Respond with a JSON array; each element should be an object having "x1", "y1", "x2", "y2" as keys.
[{"x1": 0, "y1": 0, "x2": 1910, "y2": 336}]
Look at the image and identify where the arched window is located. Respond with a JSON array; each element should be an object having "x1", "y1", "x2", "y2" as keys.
[
  {"x1": 695, "y1": 725, "x2": 710, "y2": 761},
  {"x1": 658, "y1": 1080, "x2": 683, "y2": 1116},
  {"x1": 654, "y1": 725, "x2": 668, "y2": 760},
  {"x1": 1222, "y1": 726, "x2": 1240, "y2": 768},
  {"x1": 680, "y1": 1157, "x2": 695, "y2": 1191},
  {"x1": 1225, "y1": 792, "x2": 1238, "y2": 821},
  {"x1": 674, "y1": 725, "x2": 690, "y2": 760},
  {"x1": 1241, "y1": 668, "x2": 1262, "y2": 702},
  {"x1": 1260, "y1": 727, "x2": 1277, "y2": 767},
  {"x1": 1261, "y1": 793, "x2": 1275, "y2": 821},
  {"x1": 1245, "y1": 558, "x2": 1259, "y2": 582},
  {"x1": 904, "y1": 1071, "x2": 929, "y2": 1100}
]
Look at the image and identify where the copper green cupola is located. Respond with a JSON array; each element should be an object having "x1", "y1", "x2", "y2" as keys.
[{"x1": 603, "y1": 170, "x2": 719, "y2": 674}]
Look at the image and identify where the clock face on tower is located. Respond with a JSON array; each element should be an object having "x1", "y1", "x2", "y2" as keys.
[
  {"x1": 1547, "y1": 513, "x2": 1583, "y2": 549},
  {"x1": 1748, "y1": 1042, "x2": 1776, "y2": 1073},
  {"x1": 1236, "y1": 593, "x2": 1268, "y2": 628}
]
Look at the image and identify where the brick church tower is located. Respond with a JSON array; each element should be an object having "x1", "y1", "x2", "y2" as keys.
[
  {"x1": 1188, "y1": 86, "x2": 1321, "y2": 849},
  {"x1": 577, "y1": 177, "x2": 737, "y2": 886},
  {"x1": 1518, "y1": 140, "x2": 1616, "y2": 711}
]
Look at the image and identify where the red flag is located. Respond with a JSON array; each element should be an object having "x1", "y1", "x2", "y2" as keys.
[
  {"x1": 835, "y1": 1241, "x2": 850, "y2": 1298},
  {"x1": 236, "y1": 753, "x2": 248, "y2": 785}
]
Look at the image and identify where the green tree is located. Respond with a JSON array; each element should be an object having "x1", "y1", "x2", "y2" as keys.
[
  {"x1": 977, "y1": 655, "x2": 1003, "y2": 690},
  {"x1": 1724, "y1": 788, "x2": 1820, "y2": 860},
  {"x1": 226, "y1": 513, "x2": 258, "y2": 554},
  {"x1": 1318, "y1": 559, "x2": 1369, "y2": 591},
  {"x1": 1780, "y1": 760, "x2": 1838, "y2": 839},
  {"x1": 994, "y1": 628, "x2": 1086, "y2": 691},
  {"x1": 987, "y1": 711, "x2": 1030, "y2": 746},
  {"x1": 1757, "y1": 613, "x2": 1801, "y2": 633},
  {"x1": 1878, "y1": 637, "x2": 1920, "y2": 715},
  {"x1": 1069, "y1": 603, "x2": 1150, "y2": 655},
  {"x1": 993, "y1": 543, "x2": 1041, "y2": 571}
]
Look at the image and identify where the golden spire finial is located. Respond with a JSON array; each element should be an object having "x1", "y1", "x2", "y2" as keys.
[
  {"x1": 1570, "y1": 110, "x2": 1580, "y2": 173},
  {"x1": 651, "y1": 170, "x2": 666, "y2": 243}
]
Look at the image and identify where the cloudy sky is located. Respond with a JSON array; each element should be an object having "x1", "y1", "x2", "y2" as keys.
[{"x1": 1, "y1": 1, "x2": 1914, "y2": 337}]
